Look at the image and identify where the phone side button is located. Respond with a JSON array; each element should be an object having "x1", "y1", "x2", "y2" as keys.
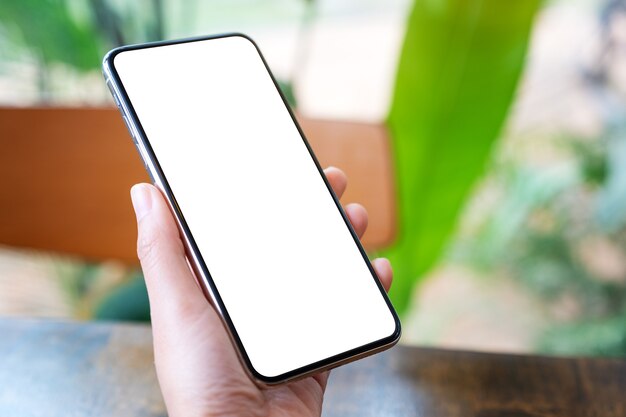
[
  {"x1": 106, "y1": 79, "x2": 122, "y2": 109},
  {"x1": 122, "y1": 115, "x2": 137, "y2": 143}
]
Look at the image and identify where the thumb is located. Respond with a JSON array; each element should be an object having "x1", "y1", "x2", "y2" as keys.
[{"x1": 130, "y1": 183, "x2": 207, "y2": 320}]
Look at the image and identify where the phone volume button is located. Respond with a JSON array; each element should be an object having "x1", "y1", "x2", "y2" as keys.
[
  {"x1": 106, "y1": 79, "x2": 122, "y2": 108},
  {"x1": 113, "y1": 94, "x2": 122, "y2": 109},
  {"x1": 121, "y1": 115, "x2": 137, "y2": 143}
]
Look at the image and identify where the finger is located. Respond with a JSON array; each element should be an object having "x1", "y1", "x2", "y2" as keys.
[
  {"x1": 345, "y1": 203, "x2": 368, "y2": 239},
  {"x1": 372, "y1": 258, "x2": 393, "y2": 292},
  {"x1": 131, "y1": 183, "x2": 207, "y2": 320},
  {"x1": 324, "y1": 166, "x2": 347, "y2": 199},
  {"x1": 312, "y1": 371, "x2": 330, "y2": 391}
]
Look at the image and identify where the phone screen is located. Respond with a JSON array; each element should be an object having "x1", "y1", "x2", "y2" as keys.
[{"x1": 111, "y1": 35, "x2": 398, "y2": 379}]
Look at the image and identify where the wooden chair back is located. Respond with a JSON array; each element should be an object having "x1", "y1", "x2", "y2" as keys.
[{"x1": 0, "y1": 107, "x2": 395, "y2": 263}]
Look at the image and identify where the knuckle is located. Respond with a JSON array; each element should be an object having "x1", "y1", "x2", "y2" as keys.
[
  {"x1": 136, "y1": 224, "x2": 163, "y2": 267},
  {"x1": 136, "y1": 219, "x2": 186, "y2": 271}
]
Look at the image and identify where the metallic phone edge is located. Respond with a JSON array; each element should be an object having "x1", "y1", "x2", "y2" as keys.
[{"x1": 102, "y1": 34, "x2": 401, "y2": 386}]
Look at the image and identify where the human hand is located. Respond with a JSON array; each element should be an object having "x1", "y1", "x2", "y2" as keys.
[{"x1": 130, "y1": 167, "x2": 393, "y2": 417}]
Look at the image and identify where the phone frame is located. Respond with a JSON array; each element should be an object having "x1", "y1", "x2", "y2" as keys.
[{"x1": 103, "y1": 33, "x2": 401, "y2": 385}]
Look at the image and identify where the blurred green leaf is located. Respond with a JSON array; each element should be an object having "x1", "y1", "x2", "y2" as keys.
[
  {"x1": 452, "y1": 163, "x2": 578, "y2": 270},
  {"x1": 567, "y1": 137, "x2": 607, "y2": 186},
  {"x1": 538, "y1": 313, "x2": 626, "y2": 357},
  {"x1": 595, "y1": 130, "x2": 626, "y2": 232},
  {"x1": 384, "y1": 0, "x2": 541, "y2": 314},
  {"x1": 94, "y1": 272, "x2": 150, "y2": 322},
  {"x1": 276, "y1": 79, "x2": 297, "y2": 108},
  {"x1": 0, "y1": 0, "x2": 102, "y2": 70}
]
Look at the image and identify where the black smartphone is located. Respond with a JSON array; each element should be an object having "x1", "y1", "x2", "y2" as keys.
[{"x1": 103, "y1": 33, "x2": 400, "y2": 385}]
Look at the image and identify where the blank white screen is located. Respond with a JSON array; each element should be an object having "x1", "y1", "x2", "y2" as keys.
[{"x1": 114, "y1": 35, "x2": 397, "y2": 378}]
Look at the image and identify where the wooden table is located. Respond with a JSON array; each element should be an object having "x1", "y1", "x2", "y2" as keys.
[{"x1": 1, "y1": 319, "x2": 624, "y2": 417}]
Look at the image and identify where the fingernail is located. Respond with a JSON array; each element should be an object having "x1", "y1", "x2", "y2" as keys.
[
  {"x1": 131, "y1": 184, "x2": 152, "y2": 221},
  {"x1": 374, "y1": 257, "x2": 392, "y2": 271}
]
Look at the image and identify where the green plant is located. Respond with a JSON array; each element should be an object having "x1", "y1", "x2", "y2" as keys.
[
  {"x1": 383, "y1": 0, "x2": 541, "y2": 315},
  {"x1": 94, "y1": 271, "x2": 150, "y2": 322},
  {"x1": 0, "y1": 1, "x2": 176, "y2": 80},
  {"x1": 0, "y1": 1, "x2": 101, "y2": 70},
  {"x1": 0, "y1": 0, "x2": 102, "y2": 96},
  {"x1": 448, "y1": 127, "x2": 626, "y2": 356},
  {"x1": 0, "y1": 1, "x2": 303, "y2": 104}
]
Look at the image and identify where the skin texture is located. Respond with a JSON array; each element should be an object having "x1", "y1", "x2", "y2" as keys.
[{"x1": 130, "y1": 167, "x2": 393, "y2": 417}]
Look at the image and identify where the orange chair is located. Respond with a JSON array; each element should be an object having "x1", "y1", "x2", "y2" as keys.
[{"x1": 0, "y1": 107, "x2": 395, "y2": 264}]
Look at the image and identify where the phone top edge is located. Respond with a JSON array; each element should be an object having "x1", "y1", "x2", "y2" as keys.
[{"x1": 102, "y1": 32, "x2": 255, "y2": 72}]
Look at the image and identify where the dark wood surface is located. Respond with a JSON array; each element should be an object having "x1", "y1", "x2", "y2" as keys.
[
  {"x1": 1, "y1": 319, "x2": 625, "y2": 417},
  {"x1": 0, "y1": 107, "x2": 395, "y2": 263}
]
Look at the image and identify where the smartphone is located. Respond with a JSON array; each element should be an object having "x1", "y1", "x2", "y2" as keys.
[{"x1": 103, "y1": 33, "x2": 400, "y2": 385}]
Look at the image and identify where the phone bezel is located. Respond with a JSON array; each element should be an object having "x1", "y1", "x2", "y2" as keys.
[{"x1": 102, "y1": 33, "x2": 401, "y2": 385}]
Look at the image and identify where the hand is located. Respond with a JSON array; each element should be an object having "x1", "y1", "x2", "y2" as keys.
[{"x1": 130, "y1": 167, "x2": 393, "y2": 417}]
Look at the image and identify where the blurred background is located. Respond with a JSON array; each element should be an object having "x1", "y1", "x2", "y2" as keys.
[{"x1": 1, "y1": 0, "x2": 626, "y2": 358}]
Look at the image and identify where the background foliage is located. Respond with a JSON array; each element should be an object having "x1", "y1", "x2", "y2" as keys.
[{"x1": 384, "y1": 0, "x2": 541, "y2": 314}]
